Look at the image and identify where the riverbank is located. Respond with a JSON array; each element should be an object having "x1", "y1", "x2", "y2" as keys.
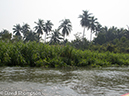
[{"x1": 0, "y1": 41, "x2": 129, "y2": 68}]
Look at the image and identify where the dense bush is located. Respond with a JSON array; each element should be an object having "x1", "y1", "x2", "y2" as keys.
[{"x1": 0, "y1": 41, "x2": 129, "y2": 68}]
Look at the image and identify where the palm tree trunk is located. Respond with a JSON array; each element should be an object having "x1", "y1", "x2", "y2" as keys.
[
  {"x1": 90, "y1": 30, "x2": 92, "y2": 42},
  {"x1": 63, "y1": 35, "x2": 65, "y2": 40},
  {"x1": 44, "y1": 32, "x2": 46, "y2": 43},
  {"x1": 83, "y1": 27, "x2": 86, "y2": 39}
]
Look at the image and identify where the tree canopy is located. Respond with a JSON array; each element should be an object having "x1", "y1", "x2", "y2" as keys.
[{"x1": 0, "y1": 10, "x2": 129, "y2": 53}]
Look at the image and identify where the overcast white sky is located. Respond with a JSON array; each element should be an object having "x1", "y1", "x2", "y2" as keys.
[{"x1": 0, "y1": 0, "x2": 129, "y2": 41}]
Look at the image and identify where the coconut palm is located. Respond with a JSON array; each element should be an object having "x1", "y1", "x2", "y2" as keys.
[
  {"x1": 48, "y1": 29, "x2": 63, "y2": 44},
  {"x1": 58, "y1": 19, "x2": 72, "y2": 39},
  {"x1": 34, "y1": 19, "x2": 44, "y2": 41},
  {"x1": 22, "y1": 23, "x2": 30, "y2": 40},
  {"x1": 79, "y1": 10, "x2": 92, "y2": 39},
  {"x1": 24, "y1": 30, "x2": 39, "y2": 42},
  {"x1": 44, "y1": 20, "x2": 53, "y2": 42},
  {"x1": 95, "y1": 23, "x2": 102, "y2": 36},
  {"x1": 89, "y1": 16, "x2": 98, "y2": 41},
  {"x1": 13, "y1": 24, "x2": 22, "y2": 40}
]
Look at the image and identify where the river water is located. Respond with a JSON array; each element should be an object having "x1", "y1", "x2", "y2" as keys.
[{"x1": 0, "y1": 67, "x2": 129, "y2": 96}]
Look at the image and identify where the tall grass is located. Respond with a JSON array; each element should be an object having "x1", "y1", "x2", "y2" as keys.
[{"x1": 0, "y1": 41, "x2": 129, "y2": 67}]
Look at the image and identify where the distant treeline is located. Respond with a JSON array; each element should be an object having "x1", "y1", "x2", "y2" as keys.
[
  {"x1": 0, "y1": 10, "x2": 129, "y2": 52},
  {"x1": 1, "y1": 10, "x2": 129, "y2": 68}
]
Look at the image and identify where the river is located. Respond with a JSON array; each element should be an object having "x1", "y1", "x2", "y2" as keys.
[{"x1": 0, "y1": 67, "x2": 129, "y2": 96}]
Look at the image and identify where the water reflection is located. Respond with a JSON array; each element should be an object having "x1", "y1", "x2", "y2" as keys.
[{"x1": 0, "y1": 67, "x2": 129, "y2": 96}]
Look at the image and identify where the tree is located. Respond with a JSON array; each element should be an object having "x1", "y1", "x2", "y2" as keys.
[
  {"x1": 93, "y1": 26, "x2": 127, "y2": 44},
  {"x1": 24, "y1": 30, "x2": 40, "y2": 42},
  {"x1": 12, "y1": 24, "x2": 22, "y2": 40},
  {"x1": 71, "y1": 33, "x2": 89, "y2": 50},
  {"x1": 22, "y1": 23, "x2": 30, "y2": 40},
  {"x1": 48, "y1": 29, "x2": 63, "y2": 44},
  {"x1": 44, "y1": 20, "x2": 53, "y2": 42},
  {"x1": 125, "y1": 29, "x2": 129, "y2": 39},
  {"x1": 93, "y1": 32, "x2": 106, "y2": 45},
  {"x1": 0, "y1": 29, "x2": 12, "y2": 41},
  {"x1": 94, "y1": 26, "x2": 109, "y2": 44},
  {"x1": 89, "y1": 16, "x2": 98, "y2": 41},
  {"x1": 79, "y1": 10, "x2": 92, "y2": 39},
  {"x1": 58, "y1": 19, "x2": 72, "y2": 39},
  {"x1": 94, "y1": 22, "x2": 102, "y2": 36},
  {"x1": 34, "y1": 19, "x2": 44, "y2": 42}
]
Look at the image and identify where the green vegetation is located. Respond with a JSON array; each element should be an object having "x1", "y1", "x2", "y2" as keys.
[
  {"x1": 0, "y1": 41, "x2": 129, "y2": 68},
  {"x1": 1, "y1": 10, "x2": 129, "y2": 68}
]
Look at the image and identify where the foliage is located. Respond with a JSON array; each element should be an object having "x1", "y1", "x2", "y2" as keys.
[
  {"x1": 78, "y1": 10, "x2": 92, "y2": 39},
  {"x1": 89, "y1": 16, "x2": 99, "y2": 41},
  {"x1": 0, "y1": 29, "x2": 12, "y2": 42},
  {"x1": 48, "y1": 29, "x2": 64, "y2": 44},
  {"x1": 34, "y1": 19, "x2": 44, "y2": 42},
  {"x1": 0, "y1": 41, "x2": 129, "y2": 68},
  {"x1": 44, "y1": 20, "x2": 53, "y2": 42},
  {"x1": 1, "y1": 10, "x2": 129, "y2": 69},
  {"x1": 58, "y1": 19, "x2": 72, "y2": 39},
  {"x1": 94, "y1": 26, "x2": 127, "y2": 44},
  {"x1": 12, "y1": 24, "x2": 22, "y2": 40},
  {"x1": 22, "y1": 23, "x2": 30, "y2": 40}
]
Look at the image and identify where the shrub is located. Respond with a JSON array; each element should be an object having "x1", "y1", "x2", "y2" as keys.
[{"x1": 0, "y1": 41, "x2": 129, "y2": 68}]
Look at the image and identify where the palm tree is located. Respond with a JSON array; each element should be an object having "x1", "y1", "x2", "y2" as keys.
[
  {"x1": 13, "y1": 24, "x2": 22, "y2": 40},
  {"x1": 22, "y1": 23, "x2": 30, "y2": 40},
  {"x1": 58, "y1": 19, "x2": 72, "y2": 39},
  {"x1": 89, "y1": 16, "x2": 98, "y2": 41},
  {"x1": 79, "y1": 10, "x2": 92, "y2": 39},
  {"x1": 101, "y1": 26, "x2": 108, "y2": 41},
  {"x1": 24, "y1": 30, "x2": 40, "y2": 42},
  {"x1": 95, "y1": 23, "x2": 102, "y2": 36},
  {"x1": 44, "y1": 20, "x2": 53, "y2": 42},
  {"x1": 48, "y1": 29, "x2": 63, "y2": 44},
  {"x1": 34, "y1": 19, "x2": 44, "y2": 41}
]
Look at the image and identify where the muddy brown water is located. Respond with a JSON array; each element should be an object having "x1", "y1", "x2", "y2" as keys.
[{"x1": 0, "y1": 67, "x2": 129, "y2": 96}]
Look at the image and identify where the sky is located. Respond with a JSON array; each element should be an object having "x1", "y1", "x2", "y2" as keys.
[{"x1": 0, "y1": 0, "x2": 129, "y2": 41}]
